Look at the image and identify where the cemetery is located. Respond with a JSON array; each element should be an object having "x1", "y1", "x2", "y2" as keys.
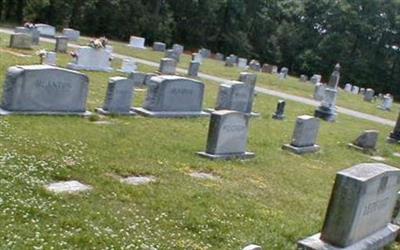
[{"x1": 0, "y1": 14, "x2": 400, "y2": 250}]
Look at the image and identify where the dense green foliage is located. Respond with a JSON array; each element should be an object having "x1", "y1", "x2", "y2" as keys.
[{"x1": 1, "y1": 0, "x2": 400, "y2": 96}]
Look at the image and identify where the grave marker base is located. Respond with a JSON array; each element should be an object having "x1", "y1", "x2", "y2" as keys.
[
  {"x1": 314, "y1": 108, "x2": 337, "y2": 122},
  {"x1": 282, "y1": 144, "x2": 320, "y2": 155},
  {"x1": 95, "y1": 108, "x2": 136, "y2": 116},
  {"x1": 126, "y1": 45, "x2": 146, "y2": 50},
  {"x1": 298, "y1": 223, "x2": 399, "y2": 250},
  {"x1": 347, "y1": 143, "x2": 376, "y2": 155},
  {"x1": 197, "y1": 151, "x2": 255, "y2": 160},
  {"x1": 133, "y1": 107, "x2": 209, "y2": 118},
  {"x1": 0, "y1": 108, "x2": 91, "y2": 117},
  {"x1": 205, "y1": 108, "x2": 260, "y2": 117},
  {"x1": 387, "y1": 137, "x2": 400, "y2": 144},
  {"x1": 67, "y1": 63, "x2": 113, "y2": 72}
]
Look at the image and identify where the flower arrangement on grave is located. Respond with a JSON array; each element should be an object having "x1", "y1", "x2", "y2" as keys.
[
  {"x1": 24, "y1": 22, "x2": 36, "y2": 29},
  {"x1": 70, "y1": 51, "x2": 78, "y2": 59},
  {"x1": 88, "y1": 37, "x2": 109, "y2": 49},
  {"x1": 36, "y1": 49, "x2": 47, "y2": 64}
]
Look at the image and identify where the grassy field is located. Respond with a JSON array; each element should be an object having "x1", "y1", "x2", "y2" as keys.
[
  {"x1": 0, "y1": 33, "x2": 400, "y2": 249},
  {"x1": 70, "y1": 36, "x2": 400, "y2": 121}
]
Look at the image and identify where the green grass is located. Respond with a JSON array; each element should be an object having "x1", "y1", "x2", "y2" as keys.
[{"x1": 0, "y1": 32, "x2": 400, "y2": 249}]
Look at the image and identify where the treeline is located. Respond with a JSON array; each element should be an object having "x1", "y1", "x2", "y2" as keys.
[{"x1": 1, "y1": 0, "x2": 400, "y2": 97}]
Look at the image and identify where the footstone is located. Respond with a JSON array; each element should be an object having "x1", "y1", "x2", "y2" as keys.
[
  {"x1": 272, "y1": 100, "x2": 285, "y2": 120},
  {"x1": 133, "y1": 75, "x2": 208, "y2": 118},
  {"x1": 36, "y1": 23, "x2": 56, "y2": 37},
  {"x1": 67, "y1": 46, "x2": 112, "y2": 72},
  {"x1": 43, "y1": 52, "x2": 57, "y2": 66},
  {"x1": 128, "y1": 72, "x2": 147, "y2": 88},
  {"x1": 314, "y1": 88, "x2": 338, "y2": 122},
  {"x1": 364, "y1": 88, "x2": 375, "y2": 102},
  {"x1": 188, "y1": 61, "x2": 200, "y2": 77},
  {"x1": 10, "y1": 33, "x2": 32, "y2": 49},
  {"x1": 96, "y1": 77, "x2": 135, "y2": 116},
  {"x1": 0, "y1": 65, "x2": 90, "y2": 116},
  {"x1": 152, "y1": 42, "x2": 166, "y2": 52},
  {"x1": 159, "y1": 58, "x2": 177, "y2": 75},
  {"x1": 121, "y1": 176, "x2": 156, "y2": 186},
  {"x1": 348, "y1": 130, "x2": 378, "y2": 153},
  {"x1": 242, "y1": 245, "x2": 262, "y2": 250},
  {"x1": 282, "y1": 115, "x2": 320, "y2": 154},
  {"x1": 298, "y1": 163, "x2": 400, "y2": 250},
  {"x1": 55, "y1": 36, "x2": 68, "y2": 53},
  {"x1": 45, "y1": 180, "x2": 92, "y2": 193},
  {"x1": 62, "y1": 28, "x2": 80, "y2": 41},
  {"x1": 189, "y1": 172, "x2": 220, "y2": 181},
  {"x1": 128, "y1": 36, "x2": 146, "y2": 49},
  {"x1": 388, "y1": 112, "x2": 400, "y2": 143},
  {"x1": 197, "y1": 110, "x2": 255, "y2": 160},
  {"x1": 14, "y1": 27, "x2": 40, "y2": 45},
  {"x1": 214, "y1": 81, "x2": 256, "y2": 116},
  {"x1": 119, "y1": 58, "x2": 137, "y2": 73}
]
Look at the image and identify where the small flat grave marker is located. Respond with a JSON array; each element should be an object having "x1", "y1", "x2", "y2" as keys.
[
  {"x1": 121, "y1": 176, "x2": 156, "y2": 186},
  {"x1": 45, "y1": 180, "x2": 92, "y2": 194}
]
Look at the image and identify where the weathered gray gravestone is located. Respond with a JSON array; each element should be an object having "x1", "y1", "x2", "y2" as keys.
[
  {"x1": 10, "y1": 33, "x2": 32, "y2": 49},
  {"x1": 378, "y1": 94, "x2": 393, "y2": 111},
  {"x1": 327, "y1": 63, "x2": 340, "y2": 89},
  {"x1": 238, "y1": 58, "x2": 248, "y2": 69},
  {"x1": 199, "y1": 48, "x2": 211, "y2": 58},
  {"x1": 192, "y1": 53, "x2": 203, "y2": 64},
  {"x1": 62, "y1": 28, "x2": 80, "y2": 41},
  {"x1": 313, "y1": 83, "x2": 325, "y2": 101},
  {"x1": 364, "y1": 88, "x2": 375, "y2": 102},
  {"x1": 225, "y1": 56, "x2": 236, "y2": 67},
  {"x1": 272, "y1": 100, "x2": 285, "y2": 120},
  {"x1": 188, "y1": 61, "x2": 200, "y2": 77},
  {"x1": 344, "y1": 83, "x2": 352, "y2": 92},
  {"x1": 300, "y1": 75, "x2": 308, "y2": 82},
  {"x1": 14, "y1": 26, "x2": 40, "y2": 45},
  {"x1": 348, "y1": 130, "x2": 379, "y2": 154},
  {"x1": 388, "y1": 112, "x2": 400, "y2": 143},
  {"x1": 215, "y1": 53, "x2": 224, "y2": 61},
  {"x1": 153, "y1": 42, "x2": 166, "y2": 52},
  {"x1": 314, "y1": 87, "x2": 338, "y2": 122},
  {"x1": 128, "y1": 71, "x2": 147, "y2": 88},
  {"x1": 36, "y1": 23, "x2": 56, "y2": 37},
  {"x1": 43, "y1": 52, "x2": 57, "y2": 66},
  {"x1": 359, "y1": 88, "x2": 366, "y2": 95},
  {"x1": 197, "y1": 110, "x2": 255, "y2": 160},
  {"x1": 67, "y1": 46, "x2": 112, "y2": 72},
  {"x1": 249, "y1": 60, "x2": 261, "y2": 71},
  {"x1": 298, "y1": 163, "x2": 400, "y2": 250},
  {"x1": 172, "y1": 44, "x2": 184, "y2": 56},
  {"x1": 279, "y1": 67, "x2": 289, "y2": 79},
  {"x1": 165, "y1": 49, "x2": 180, "y2": 62},
  {"x1": 133, "y1": 75, "x2": 208, "y2": 118},
  {"x1": 351, "y1": 85, "x2": 360, "y2": 95},
  {"x1": 96, "y1": 77, "x2": 135, "y2": 115},
  {"x1": 239, "y1": 72, "x2": 257, "y2": 86},
  {"x1": 55, "y1": 36, "x2": 68, "y2": 53},
  {"x1": 159, "y1": 58, "x2": 177, "y2": 75},
  {"x1": 310, "y1": 74, "x2": 322, "y2": 85},
  {"x1": 282, "y1": 115, "x2": 320, "y2": 154},
  {"x1": 262, "y1": 64, "x2": 273, "y2": 73},
  {"x1": 0, "y1": 65, "x2": 90, "y2": 116}
]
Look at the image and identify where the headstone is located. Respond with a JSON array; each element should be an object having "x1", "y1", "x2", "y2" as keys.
[
  {"x1": 188, "y1": 61, "x2": 200, "y2": 77},
  {"x1": 238, "y1": 58, "x2": 248, "y2": 69},
  {"x1": 133, "y1": 76, "x2": 208, "y2": 118},
  {"x1": 55, "y1": 36, "x2": 68, "y2": 53},
  {"x1": 172, "y1": 44, "x2": 184, "y2": 56},
  {"x1": 43, "y1": 52, "x2": 57, "y2": 66},
  {"x1": 67, "y1": 46, "x2": 112, "y2": 72},
  {"x1": 279, "y1": 67, "x2": 289, "y2": 79},
  {"x1": 9, "y1": 33, "x2": 32, "y2": 49},
  {"x1": 62, "y1": 28, "x2": 80, "y2": 41},
  {"x1": 128, "y1": 71, "x2": 147, "y2": 88},
  {"x1": 128, "y1": 36, "x2": 146, "y2": 49},
  {"x1": 238, "y1": 72, "x2": 257, "y2": 86},
  {"x1": 242, "y1": 245, "x2": 262, "y2": 250},
  {"x1": 192, "y1": 53, "x2": 203, "y2": 64},
  {"x1": 314, "y1": 87, "x2": 338, "y2": 122},
  {"x1": 159, "y1": 58, "x2": 177, "y2": 75},
  {"x1": 165, "y1": 49, "x2": 180, "y2": 62},
  {"x1": 359, "y1": 88, "x2": 366, "y2": 95},
  {"x1": 272, "y1": 100, "x2": 286, "y2": 120},
  {"x1": 118, "y1": 58, "x2": 137, "y2": 73},
  {"x1": 230, "y1": 54, "x2": 238, "y2": 63},
  {"x1": 36, "y1": 23, "x2": 56, "y2": 37},
  {"x1": 271, "y1": 65, "x2": 278, "y2": 74},
  {"x1": 348, "y1": 130, "x2": 379, "y2": 153},
  {"x1": 249, "y1": 60, "x2": 261, "y2": 71},
  {"x1": 197, "y1": 110, "x2": 255, "y2": 160},
  {"x1": 388, "y1": 112, "x2": 400, "y2": 143},
  {"x1": 14, "y1": 26, "x2": 40, "y2": 45},
  {"x1": 364, "y1": 88, "x2": 375, "y2": 102},
  {"x1": 96, "y1": 77, "x2": 135, "y2": 116},
  {"x1": 262, "y1": 64, "x2": 273, "y2": 73},
  {"x1": 45, "y1": 180, "x2": 92, "y2": 193},
  {"x1": 313, "y1": 83, "x2": 325, "y2": 101},
  {"x1": 298, "y1": 163, "x2": 400, "y2": 250},
  {"x1": 344, "y1": 83, "x2": 352, "y2": 92},
  {"x1": 214, "y1": 81, "x2": 255, "y2": 115},
  {"x1": 225, "y1": 56, "x2": 236, "y2": 67},
  {"x1": 282, "y1": 115, "x2": 320, "y2": 154},
  {"x1": 300, "y1": 75, "x2": 308, "y2": 82},
  {"x1": 215, "y1": 53, "x2": 224, "y2": 61},
  {"x1": 378, "y1": 94, "x2": 393, "y2": 111},
  {"x1": 199, "y1": 48, "x2": 211, "y2": 58},
  {"x1": 327, "y1": 63, "x2": 340, "y2": 89},
  {"x1": 0, "y1": 65, "x2": 90, "y2": 116},
  {"x1": 310, "y1": 74, "x2": 322, "y2": 85},
  {"x1": 351, "y1": 85, "x2": 360, "y2": 95},
  {"x1": 153, "y1": 42, "x2": 166, "y2": 52},
  {"x1": 121, "y1": 176, "x2": 156, "y2": 186},
  {"x1": 144, "y1": 73, "x2": 157, "y2": 86}
]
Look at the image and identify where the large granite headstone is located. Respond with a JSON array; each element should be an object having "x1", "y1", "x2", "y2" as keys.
[
  {"x1": 36, "y1": 24, "x2": 56, "y2": 37},
  {"x1": 0, "y1": 65, "x2": 90, "y2": 116},
  {"x1": 14, "y1": 26, "x2": 40, "y2": 45},
  {"x1": 133, "y1": 76, "x2": 208, "y2": 117},
  {"x1": 62, "y1": 28, "x2": 80, "y2": 41},
  {"x1": 128, "y1": 36, "x2": 146, "y2": 49},
  {"x1": 55, "y1": 36, "x2": 68, "y2": 53},
  {"x1": 197, "y1": 110, "x2": 255, "y2": 160},
  {"x1": 10, "y1": 33, "x2": 32, "y2": 49},
  {"x1": 298, "y1": 163, "x2": 400, "y2": 250},
  {"x1": 67, "y1": 46, "x2": 112, "y2": 72},
  {"x1": 282, "y1": 115, "x2": 320, "y2": 154},
  {"x1": 159, "y1": 58, "x2": 177, "y2": 75},
  {"x1": 96, "y1": 77, "x2": 135, "y2": 115},
  {"x1": 153, "y1": 42, "x2": 166, "y2": 52}
]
